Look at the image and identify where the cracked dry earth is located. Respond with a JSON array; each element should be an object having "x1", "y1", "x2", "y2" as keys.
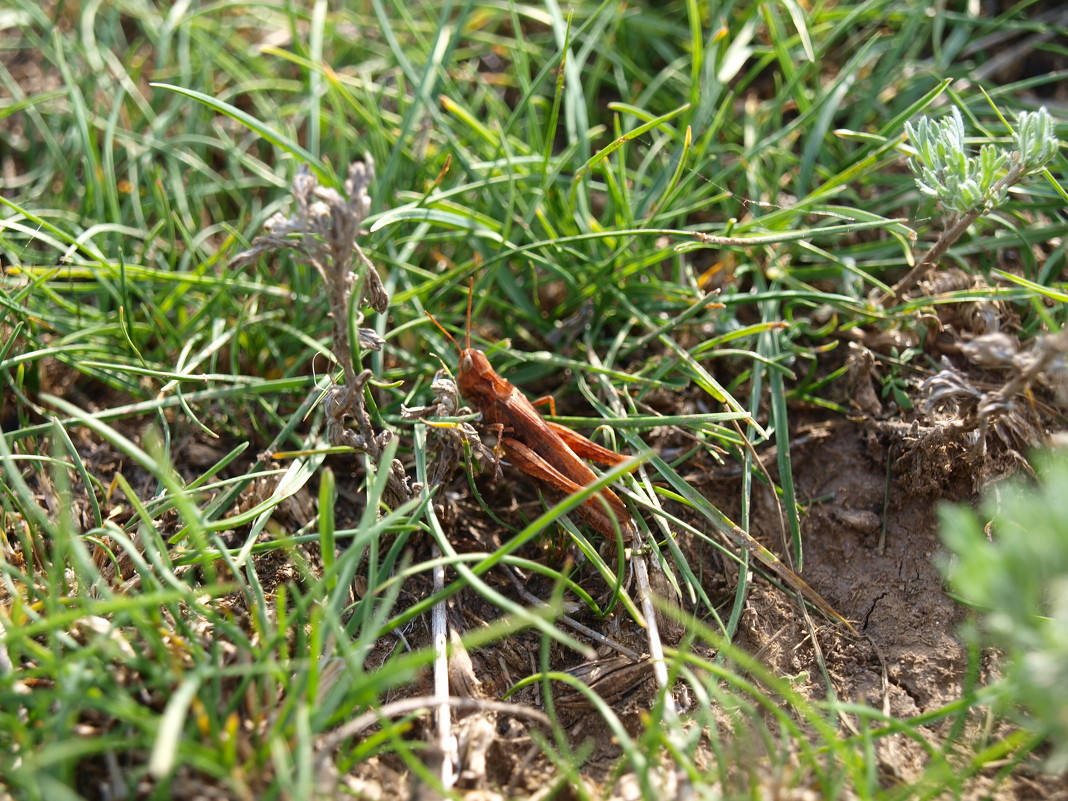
[
  {"x1": 704, "y1": 415, "x2": 1067, "y2": 800},
  {"x1": 727, "y1": 419, "x2": 968, "y2": 782}
]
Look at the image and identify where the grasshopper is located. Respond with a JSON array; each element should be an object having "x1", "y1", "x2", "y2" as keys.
[
  {"x1": 426, "y1": 283, "x2": 855, "y2": 638},
  {"x1": 426, "y1": 285, "x2": 637, "y2": 539}
]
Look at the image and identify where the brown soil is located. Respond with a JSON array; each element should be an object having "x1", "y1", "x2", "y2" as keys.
[{"x1": 727, "y1": 418, "x2": 969, "y2": 785}]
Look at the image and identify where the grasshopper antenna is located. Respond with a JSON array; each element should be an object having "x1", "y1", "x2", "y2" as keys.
[
  {"x1": 424, "y1": 278, "x2": 476, "y2": 355},
  {"x1": 425, "y1": 310, "x2": 462, "y2": 355},
  {"x1": 465, "y1": 277, "x2": 475, "y2": 351}
]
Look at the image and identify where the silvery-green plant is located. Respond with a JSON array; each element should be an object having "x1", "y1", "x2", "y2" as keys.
[
  {"x1": 908, "y1": 106, "x2": 1058, "y2": 214},
  {"x1": 885, "y1": 106, "x2": 1060, "y2": 303},
  {"x1": 939, "y1": 447, "x2": 1068, "y2": 771}
]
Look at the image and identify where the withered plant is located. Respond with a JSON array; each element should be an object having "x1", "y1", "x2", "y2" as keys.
[{"x1": 231, "y1": 159, "x2": 414, "y2": 506}]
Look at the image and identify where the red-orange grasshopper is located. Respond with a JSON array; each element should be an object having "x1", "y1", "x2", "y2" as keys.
[
  {"x1": 425, "y1": 283, "x2": 856, "y2": 639},
  {"x1": 426, "y1": 284, "x2": 684, "y2": 702},
  {"x1": 426, "y1": 284, "x2": 638, "y2": 541}
]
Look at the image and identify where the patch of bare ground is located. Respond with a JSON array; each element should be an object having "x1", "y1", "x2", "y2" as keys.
[
  {"x1": 693, "y1": 409, "x2": 1068, "y2": 799},
  {"x1": 339, "y1": 397, "x2": 1068, "y2": 799},
  {"x1": 720, "y1": 419, "x2": 966, "y2": 780}
]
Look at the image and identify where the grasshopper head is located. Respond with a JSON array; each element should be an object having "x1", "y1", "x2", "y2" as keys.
[
  {"x1": 424, "y1": 280, "x2": 513, "y2": 410},
  {"x1": 458, "y1": 347, "x2": 510, "y2": 408}
]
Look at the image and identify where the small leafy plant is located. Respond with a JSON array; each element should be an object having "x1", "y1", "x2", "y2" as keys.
[{"x1": 939, "y1": 446, "x2": 1068, "y2": 770}]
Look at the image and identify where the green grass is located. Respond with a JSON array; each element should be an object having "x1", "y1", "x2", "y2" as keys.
[{"x1": 2, "y1": 0, "x2": 1066, "y2": 799}]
